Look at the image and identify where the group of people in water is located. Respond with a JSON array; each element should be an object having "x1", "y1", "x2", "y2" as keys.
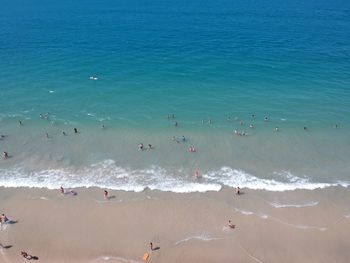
[{"x1": 139, "y1": 143, "x2": 153, "y2": 151}]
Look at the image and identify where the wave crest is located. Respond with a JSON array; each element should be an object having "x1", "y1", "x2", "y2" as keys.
[{"x1": 0, "y1": 162, "x2": 348, "y2": 193}]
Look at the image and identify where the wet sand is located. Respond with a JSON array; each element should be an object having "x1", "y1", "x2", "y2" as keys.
[{"x1": 1, "y1": 186, "x2": 350, "y2": 263}]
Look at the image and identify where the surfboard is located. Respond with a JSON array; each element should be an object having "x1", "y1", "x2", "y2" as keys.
[{"x1": 142, "y1": 252, "x2": 149, "y2": 261}]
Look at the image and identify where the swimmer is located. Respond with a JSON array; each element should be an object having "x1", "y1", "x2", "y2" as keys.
[
  {"x1": 334, "y1": 124, "x2": 338, "y2": 129},
  {"x1": 2, "y1": 152, "x2": 8, "y2": 159},
  {"x1": 74, "y1": 128, "x2": 78, "y2": 134},
  {"x1": 303, "y1": 126, "x2": 308, "y2": 131},
  {"x1": 249, "y1": 124, "x2": 254, "y2": 129},
  {"x1": 101, "y1": 124, "x2": 105, "y2": 129},
  {"x1": 228, "y1": 220, "x2": 235, "y2": 229},
  {"x1": 240, "y1": 121, "x2": 244, "y2": 126},
  {"x1": 182, "y1": 135, "x2": 186, "y2": 142},
  {"x1": 275, "y1": 126, "x2": 279, "y2": 132},
  {"x1": 227, "y1": 116, "x2": 232, "y2": 122},
  {"x1": 139, "y1": 143, "x2": 144, "y2": 151},
  {"x1": 208, "y1": 119, "x2": 212, "y2": 125},
  {"x1": 45, "y1": 133, "x2": 49, "y2": 139},
  {"x1": 264, "y1": 116, "x2": 269, "y2": 122},
  {"x1": 188, "y1": 146, "x2": 196, "y2": 153},
  {"x1": 234, "y1": 129, "x2": 238, "y2": 135},
  {"x1": 19, "y1": 120, "x2": 23, "y2": 126},
  {"x1": 236, "y1": 187, "x2": 240, "y2": 195},
  {"x1": 148, "y1": 144, "x2": 153, "y2": 150},
  {"x1": 174, "y1": 121, "x2": 178, "y2": 127},
  {"x1": 104, "y1": 190, "x2": 109, "y2": 199},
  {"x1": 39, "y1": 114, "x2": 44, "y2": 119},
  {"x1": 251, "y1": 114, "x2": 255, "y2": 119}
]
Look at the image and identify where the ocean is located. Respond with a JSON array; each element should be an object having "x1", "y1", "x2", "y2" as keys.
[{"x1": 0, "y1": 0, "x2": 349, "y2": 192}]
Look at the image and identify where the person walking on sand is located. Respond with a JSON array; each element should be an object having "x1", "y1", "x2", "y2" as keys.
[
  {"x1": 104, "y1": 190, "x2": 109, "y2": 199},
  {"x1": 236, "y1": 187, "x2": 241, "y2": 195},
  {"x1": 60, "y1": 186, "x2": 65, "y2": 194}
]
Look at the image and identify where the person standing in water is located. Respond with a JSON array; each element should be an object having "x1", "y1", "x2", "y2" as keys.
[
  {"x1": 2, "y1": 152, "x2": 8, "y2": 159},
  {"x1": 194, "y1": 170, "x2": 201, "y2": 179}
]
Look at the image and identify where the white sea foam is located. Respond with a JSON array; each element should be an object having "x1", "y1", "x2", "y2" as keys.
[
  {"x1": 204, "y1": 167, "x2": 348, "y2": 192},
  {"x1": 235, "y1": 208, "x2": 254, "y2": 215},
  {"x1": 93, "y1": 256, "x2": 142, "y2": 263},
  {"x1": 269, "y1": 201, "x2": 319, "y2": 208},
  {"x1": 175, "y1": 233, "x2": 223, "y2": 245},
  {"x1": 234, "y1": 208, "x2": 326, "y2": 230},
  {"x1": 30, "y1": 196, "x2": 49, "y2": 201},
  {"x1": 0, "y1": 162, "x2": 348, "y2": 193}
]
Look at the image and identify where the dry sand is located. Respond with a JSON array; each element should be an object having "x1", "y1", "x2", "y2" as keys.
[{"x1": 0, "y1": 186, "x2": 350, "y2": 262}]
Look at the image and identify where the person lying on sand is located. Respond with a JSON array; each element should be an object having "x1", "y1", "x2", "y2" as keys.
[
  {"x1": 21, "y1": 251, "x2": 38, "y2": 260},
  {"x1": 228, "y1": 220, "x2": 235, "y2": 229},
  {"x1": 1, "y1": 213, "x2": 17, "y2": 224},
  {"x1": 60, "y1": 187, "x2": 77, "y2": 196}
]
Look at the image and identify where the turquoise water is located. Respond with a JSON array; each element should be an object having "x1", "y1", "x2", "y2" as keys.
[{"x1": 0, "y1": 0, "x2": 349, "y2": 191}]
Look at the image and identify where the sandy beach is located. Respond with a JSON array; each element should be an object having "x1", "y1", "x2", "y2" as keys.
[{"x1": 1, "y1": 186, "x2": 349, "y2": 263}]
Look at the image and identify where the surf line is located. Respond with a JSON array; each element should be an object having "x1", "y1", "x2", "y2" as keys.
[{"x1": 236, "y1": 240, "x2": 264, "y2": 263}]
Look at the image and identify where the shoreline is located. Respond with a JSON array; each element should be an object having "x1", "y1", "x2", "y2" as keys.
[{"x1": 1, "y1": 186, "x2": 350, "y2": 262}]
